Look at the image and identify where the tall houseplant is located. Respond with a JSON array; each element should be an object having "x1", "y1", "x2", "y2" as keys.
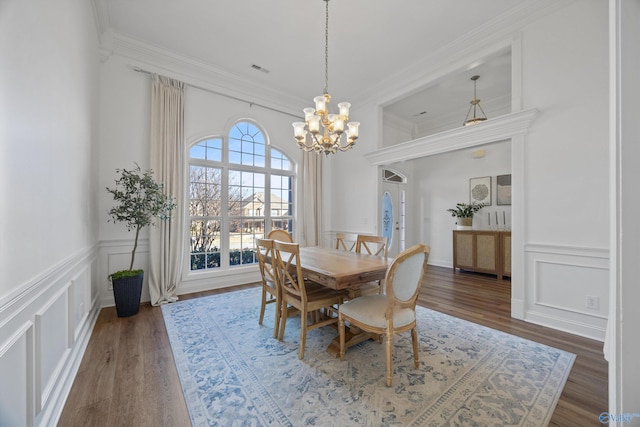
[
  {"x1": 106, "y1": 164, "x2": 176, "y2": 317},
  {"x1": 447, "y1": 202, "x2": 485, "y2": 229}
]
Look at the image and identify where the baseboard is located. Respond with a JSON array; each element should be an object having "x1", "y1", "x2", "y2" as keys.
[{"x1": 525, "y1": 309, "x2": 606, "y2": 342}]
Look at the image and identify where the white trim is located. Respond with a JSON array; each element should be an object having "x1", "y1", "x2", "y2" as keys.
[{"x1": 365, "y1": 109, "x2": 538, "y2": 165}]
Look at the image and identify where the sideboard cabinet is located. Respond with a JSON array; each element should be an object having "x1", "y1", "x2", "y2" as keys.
[{"x1": 453, "y1": 230, "x2": 511, "y2": 279}]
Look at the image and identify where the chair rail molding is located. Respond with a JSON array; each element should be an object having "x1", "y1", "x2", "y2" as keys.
[{"x1": 364, "y1": 109, "x2": 538, "y2": 165}]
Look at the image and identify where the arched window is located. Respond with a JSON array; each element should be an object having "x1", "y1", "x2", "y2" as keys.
[{"x1": 188, "y1": 121, "x2": 295, "y2": 271}]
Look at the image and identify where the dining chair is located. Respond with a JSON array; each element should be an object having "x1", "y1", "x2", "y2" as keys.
[
  {"x1": 255, "y1": 238, "x2": 281, "y2": 338},
  {"x1": 268, "y1": 228, "x2": 293, "y2": 243},
  {"x1": 356, "y1": 234, "x2": 389, "y2": 257},
  {"x1": 335, "y1": 232, "x2": 357, "y2": 252},
  {"x1": 338, "y1": 244, "x2": 430, "y2": 386},
  {"x1": 274, "y1": 240, "x2": 344, "y2": 360},
  {"x1": 355, "y1": 234, "x2": 389, "y2": 296}
]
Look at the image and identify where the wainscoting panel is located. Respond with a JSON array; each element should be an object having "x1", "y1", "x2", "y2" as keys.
[
  {"x1": 525, "y1": 243, "x2": 609, "y2": 341},
  {"x1": 0, "y1": 246, "x2": 99, "y2": 427},
  {"x1": 0, "y1": 322, "x2": 33, "y2": 427},
  {"x1": 70, "y1": 266, "x2": 92, "y2": 344},
  {"x1": 35, "y1": 285, "x2": 72, "y2": 413}
]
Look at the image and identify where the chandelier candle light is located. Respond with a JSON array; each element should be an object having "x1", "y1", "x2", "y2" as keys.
[{"x1": 292, "y1": 0, "x2": 359, "y2": 155}]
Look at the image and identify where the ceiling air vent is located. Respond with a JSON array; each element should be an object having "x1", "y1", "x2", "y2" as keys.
[{"x1": 250, "y1": 64, "x2": 270, "y2": 74}]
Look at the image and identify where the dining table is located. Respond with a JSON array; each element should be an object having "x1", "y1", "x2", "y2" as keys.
[{"x1": 295, "y1": 246, "x2": 391, "y2": 356}]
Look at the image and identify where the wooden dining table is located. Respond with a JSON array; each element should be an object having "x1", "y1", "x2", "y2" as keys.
[{"x1": 295, "y1": 246, "x2": 391, "y2": 356}]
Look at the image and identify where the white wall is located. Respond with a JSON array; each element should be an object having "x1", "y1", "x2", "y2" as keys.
[
  {"x1": 0, "y1": 0, "x2": 101, "y2": 426},
  {"x1": 323, "y1": 101, "x2": 382, "y2": 241},
  {"x1": 413, "y1": 141, "x2": 511, "y2": 267},
  {"x1": 517, "y1": 0, "x2": 609, "y2": 340}
]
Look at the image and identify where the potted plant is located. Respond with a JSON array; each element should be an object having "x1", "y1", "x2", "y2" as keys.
[
  {"x1": 447, "y1": 202, "x2": 486, "y2": 229},
  {"x1": 106, "y1": 164, "x2": 176, "y2": 317}
]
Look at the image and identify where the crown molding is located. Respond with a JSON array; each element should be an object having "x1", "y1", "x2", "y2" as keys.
[
  {"x1": 365, "y1": 109, "x2": 538, "y2": 165},
  {"x1": 106, "y1": 32, "x2": 305, "y2": 118}
]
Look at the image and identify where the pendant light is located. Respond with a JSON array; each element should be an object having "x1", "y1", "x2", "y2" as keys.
[
  {"x1": 463, "y1": 75, "x2": 488, "y2": 126},
  {"x1": 292, "y1": 0, "x2": 359, "y2": 155}
]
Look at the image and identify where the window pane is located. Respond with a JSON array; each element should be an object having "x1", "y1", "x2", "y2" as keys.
[
  {"x1": 229, "y1": 219, "x2": 263, "y2": 266},
  {"x1": 271, "y1": 148, "x2": 292, "y2": 171},
  {"x1": 190, "y1": 165, "x2": 222, "y2": 217},
  {"x1": 190, "y1": 144, "x2": 206, "y2": 160},
  {"x1": 190, "y1": 219, "x2": 221, "y2": 270},
  {"x1": 229, "y1": 138, "x2": 241, "y2": 154},
  {"x1": 228, "y1": 122, "x2": 267, "y2": 166},
  {"x1": 229, "y1": 170, "x2": 264, "y2": 213},
  {"x1": 190, "y1": 138, "x2": 222, "y2": 162},
  {"x1": 271, "y1": 174, "x2": 293, "y2": 218}
]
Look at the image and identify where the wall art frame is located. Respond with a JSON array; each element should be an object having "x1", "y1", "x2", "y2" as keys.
[
  {"x1": 469, "y1": 176, "x2": 492, "y2": 205},
  {"x1": 497, "y1": 174, "x2": 512, "y2": 205}
]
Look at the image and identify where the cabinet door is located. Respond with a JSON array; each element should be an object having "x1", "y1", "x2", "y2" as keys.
[
  {"x1": 475, "y1": 232, "x2": 499, "y2": 273},
  {"x1": 453, "y1": 231, "x2": 474, "y2": 270}
]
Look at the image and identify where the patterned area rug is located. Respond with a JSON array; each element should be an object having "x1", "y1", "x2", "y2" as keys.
[{"x1": 161, "y1": 288, "x2": 574, "y2": 426}]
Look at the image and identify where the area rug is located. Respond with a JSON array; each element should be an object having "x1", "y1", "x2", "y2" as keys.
[{"x1": 161, "y1": 288, "x2": 575, "y2": 426}]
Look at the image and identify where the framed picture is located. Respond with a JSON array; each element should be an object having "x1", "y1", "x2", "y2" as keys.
[
  {"x1": 469, "y1": 176, "x2": 491, "y2": 205},
  {"x1": 497, "y1": 174, "x2": 512, "y2": 205}
]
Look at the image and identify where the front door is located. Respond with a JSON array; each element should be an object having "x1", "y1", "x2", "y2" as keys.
[{"x1": 381, "y1": 179, "x2": 406, "y2": 257}]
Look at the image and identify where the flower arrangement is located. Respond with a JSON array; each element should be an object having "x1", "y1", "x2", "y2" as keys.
[{"x1": 446, "y1": 202, "x2": 486, "y2": 218}]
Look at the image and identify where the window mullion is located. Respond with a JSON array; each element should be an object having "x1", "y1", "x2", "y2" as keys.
[
  {"x1": 263, "y1": 170, "x2": 270, "y2": 234},
  {"x1": 221, "y1": 147, "x2": 230, "y2": 268}
]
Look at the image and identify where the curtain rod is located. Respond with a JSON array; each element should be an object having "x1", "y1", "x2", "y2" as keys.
[{"x1": 132, "y1": 66, "x2": 302, "y2": 119}]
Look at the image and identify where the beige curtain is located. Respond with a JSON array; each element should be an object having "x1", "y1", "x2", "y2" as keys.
[
  {"x1": 301, "y1": 152, "x2": 323, "y2": 246},
  {"x1": 149, "y1": 74, "x2": 185, "y2": 305}
]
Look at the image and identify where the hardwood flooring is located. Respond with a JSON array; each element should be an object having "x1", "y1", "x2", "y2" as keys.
[{"x1": 58, "y1": 267, "x2": 607, "y2": 426}]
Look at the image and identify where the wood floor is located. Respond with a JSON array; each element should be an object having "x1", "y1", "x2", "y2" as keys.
[{"x1": 58, "y1": 266, "x2": 607, "y2": 426}]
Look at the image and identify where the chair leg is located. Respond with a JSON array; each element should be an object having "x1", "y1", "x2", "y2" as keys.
[
  {"x1": 259, "y1": 288, "x2": 267, "y2": 325},
  {"x1": 299, "y1": 308, "x2": 307, "y2": 360},
  {"x1": 385, "y1": 329, "x2": 393, "y2": 387},
  {"x1": 411, "y1": 328, "x2": 419, "y2": 368},
  {"x1": 278, "y1": 298, "x2": 287, "y2": 341},
  {"x1": 273, "y1": 294, "x2": 281, "y2": 339},
  {"x1": 338, "y1": 315, "x2": 346, "y2": 360}
]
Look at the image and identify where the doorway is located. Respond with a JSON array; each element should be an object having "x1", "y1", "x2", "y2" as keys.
[{"x1": 381, "y1": 168, "x2": 407, "y2": 257}]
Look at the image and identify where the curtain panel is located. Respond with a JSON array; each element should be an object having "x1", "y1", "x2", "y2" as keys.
[
  {"x1": 302, "y1": 152, "x2": 323, "y2": 246},
  {"x1": 149, "y1": 74, "x2": 185, "y2": 305}
]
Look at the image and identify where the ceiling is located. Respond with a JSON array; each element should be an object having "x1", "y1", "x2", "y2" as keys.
[{"x1": 97, "y1": 0, "x2": 536, "y2": 130}]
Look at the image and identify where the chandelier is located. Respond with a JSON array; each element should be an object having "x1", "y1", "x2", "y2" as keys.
[
  {"x1": 463, "y1": 75, "x2": 488, "y2": 126},
  {"x1": 292, "y1": 0, "x2": 359, "y2": 155}
]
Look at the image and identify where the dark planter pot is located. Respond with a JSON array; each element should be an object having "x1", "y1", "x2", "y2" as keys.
[{"x1": 112, "y1": 272, "x2": 144, "y2": 317}]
